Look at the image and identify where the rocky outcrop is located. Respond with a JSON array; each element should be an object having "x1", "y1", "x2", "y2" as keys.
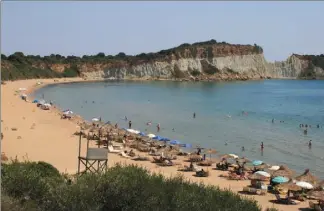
[{"x1": 1, "y1": 40, "x2": 324, "y2": 81}]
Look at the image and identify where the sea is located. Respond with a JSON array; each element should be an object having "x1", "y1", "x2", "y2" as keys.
[{"x1": 33, "y1": 79, "x2": 324, "y2": 178}]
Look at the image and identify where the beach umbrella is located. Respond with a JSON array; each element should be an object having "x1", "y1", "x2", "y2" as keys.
[
  {"x1": 296, "y1": 181, "x2": 314, "y2": 190},
  {"x1": 38, "y1": 99, "x2": 46, "y2": 105},
  {"x1": 92, "y1": 118, "x2": 99, "y2": 122},
  {"x1": 268, "y1": 165, "x2": 280, "y2": 171},
  {"x1": 32, "y1": 99, "x2": 39, "y2": 103},
  {"x1": 249, "y1": 173, "x2": 269, "y2": 181},
  {"x1": 277, "y1": 182, "x2": 302, "y2": 192},
  {"x1": 147, "y1": 133, "x2": 156, "y2": 138},
  {"x1": 295, "y1": 169, "x2": 319, "y2": 185},
  {"x1": 307, "y1": 190, "x2": 324, "y2": 201},
  {"x1": 138, "y1": 132, "x2": 146, "y2": 136},
  {"x1": 63, "y1": 110, "x2": 73, "y2": 115},
  {"x1": 272, "y1": 165, "x2": 295, "y2": 178},
  {"x1": 43, "y1": 103, "x2": 52, "y2": 107},
  {"x1": 272, "y1": 176, "x2": 289, "y2": 184},
  {"x1": 170, "y1": 140, "x2": 181, "y2": 145},
  {"x1": 228, "y1": 154, "x2": 239, "y2": 159},
  {"x1": 252, "y1": 160, "x2": 263, "y2": 166},
  {"x1": 19, "y1": 88, "x2": 27, "y2": 91},
  {"x1": 179, "y1": 143, "x2": 192, "y2": 148},
  {"x1": 255, "y1": 171, "x2": 271, "y2": 178},
  {"x1": 152, "y1": 135, "x2": 164, "y2": 141}
]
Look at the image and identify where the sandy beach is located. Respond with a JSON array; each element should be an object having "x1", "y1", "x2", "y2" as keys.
[{"x1": 1, "y1": 78, "x2": 311, "y2": 211}]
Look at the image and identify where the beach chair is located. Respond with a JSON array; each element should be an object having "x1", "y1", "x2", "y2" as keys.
[
  {"x1": 108, "y1": 145, "x2": 122, "y2": 153},
  {"x1": 119, "y1": 151, "x2": 131, "y2": 158},
  {"x1": 132, "y1": 156, "x2": 150, "y2": 161},
  {"x1": 274, "y1": 194, "x2": 299, "y2": 205}
]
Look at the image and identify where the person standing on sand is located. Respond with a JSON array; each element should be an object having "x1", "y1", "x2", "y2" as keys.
[
  {"x1": 157, "y1": 123, "x2": 160, "y2": 132},
  {"x1": 128, "y1": 121, "x2": 132, "y2": 129}
]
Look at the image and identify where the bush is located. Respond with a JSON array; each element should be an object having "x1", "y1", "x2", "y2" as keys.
[{"x1": 2, "y1": 161, "x2": 261, "y2": 211}]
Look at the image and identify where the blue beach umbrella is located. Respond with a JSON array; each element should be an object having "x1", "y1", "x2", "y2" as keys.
[
  {"x1": 252, "y1": 160, "x2": 263, "y2": 166},
  {"x1": 139, "y1": 132, "x2": 146, "y2": 136},
  {"x1": 179, "y1": 143, "x2": 192, "y2": 148},
  {"x1": 160, "y1": 137, "x2": 170, "y2": 142},
  {"x1": 272, "y1": 176, "x2": 289, "y2": 184},
  {"x1": 170, "y1": 140, "x2": 181, "y2": 145},
  {"x1": 32, "y1": 99, "x2": 39, "y2": 103},
  {"x1": 152, "y1": 136, "x2": 164, "y2": 140}
]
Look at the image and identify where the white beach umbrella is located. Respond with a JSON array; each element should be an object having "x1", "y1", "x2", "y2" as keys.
[
  {"x1": 92, "y1": 118, "x2": 99, "y2": 122},
  {"x1": 21, "y1": 93, "x2": 27, "y2": 97},
  {"x1": 228, "y1": 154, "x2": 239, "y2": 159},
  {"x1": 255, "y1": 171, "x2": 271, "y2": 178},
  {"x1": 19, "y1": 88, "x2": 27, "y2": 91},
  {"x1": 63, "y1": 111, "x2": 73, "y2": 115},
  {"x1": 147, "y1": 133, "x2": 156, "y2": 138},
  {"x1": 43, "y1": 103, "x2": 52, "y2": 107},
  {"x1": 268, "y1": 165, "x2": 280, "y2": 171},
  {"x1": 296, "y1": 181, "x2": 314, "y2": 189},
  {"x1": 127, "y1": 129, "x2": 140, "y2": 134}
]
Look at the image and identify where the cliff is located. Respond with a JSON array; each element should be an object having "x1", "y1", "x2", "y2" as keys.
[{"x1": 1, "y1": 40, "x2": 324, "y2": 81}]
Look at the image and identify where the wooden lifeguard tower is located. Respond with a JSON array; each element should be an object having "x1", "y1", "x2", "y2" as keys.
[{"x1": 77, "y1": 132, "x2": 108, "y2": 175}]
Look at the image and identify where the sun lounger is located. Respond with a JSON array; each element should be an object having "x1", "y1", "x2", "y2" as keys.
[
  {"x1": 274, "y1": 194, "x2": 299, "y2": 205},
  {"x1": 119, "y1": 151, "x2": 131, "y2": 158},
  {"x1": 195, "y1": 170, "x2": 209, "y2": 177},
  {"x1": 242, "y1": 187, "x2": 267, "y2": 195},
  {"x1": 132, "y1": 156, "x2": 149, "y2": 161},
  {"x1": 108, "y1": 145, "x2": 122, "y2": 153}
]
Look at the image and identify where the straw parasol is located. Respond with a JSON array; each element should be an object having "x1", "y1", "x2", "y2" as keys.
[
  {"x1": 277, "y1": 182, "x2": 302, "y2": 192},
  {"x1": 307, "y1": 190, "x2": 324, "y2": 201},
  {"x1": 295, "y1": 169, "x2": 319, "y2": 185},
  {"x1": 272, "y1": 165, "x2": 295, "y2": 178},
  {"x1": 248, "y1": 173, "x2": 269, "y2": 181}
]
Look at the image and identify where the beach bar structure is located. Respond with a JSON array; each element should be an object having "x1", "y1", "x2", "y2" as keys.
[{"x1": 77, "y1": 132, "x2": 108, "y2": 175}]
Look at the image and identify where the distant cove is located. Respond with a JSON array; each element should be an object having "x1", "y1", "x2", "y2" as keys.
[{"x1": 34, "y1": 79, "x2": 324, "y2": 178}]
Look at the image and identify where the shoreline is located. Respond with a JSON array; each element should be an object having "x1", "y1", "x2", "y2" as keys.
[{"x1": 1, "y1": 78, "x2": 312, "y2": 211}]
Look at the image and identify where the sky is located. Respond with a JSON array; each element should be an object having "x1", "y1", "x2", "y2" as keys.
[{"x1": 1, "y1": 1, "x2": 323, "y2": 62}]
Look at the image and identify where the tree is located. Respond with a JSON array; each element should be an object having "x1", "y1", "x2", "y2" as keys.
[
  {"x1": 116, "y1": 52, "x2": 126, "y2": 58},
  {"x1": 96, "y1": 52, "x2": 105, "y2": 58}
]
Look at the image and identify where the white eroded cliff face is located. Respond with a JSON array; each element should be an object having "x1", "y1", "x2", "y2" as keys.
[{"x1": 79, "y1": 54, "x2": 324, "y2": 80}]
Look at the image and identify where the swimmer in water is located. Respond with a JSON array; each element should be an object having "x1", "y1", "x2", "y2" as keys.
[
  {"x1": 157, "y1": 123, "x2": 160, "y2": 132},
  {"x1": 146, "y1": 121, "x2": 152, "y2": 126},
  {"x1": 308, "y1": 140, "x2": 312, "y2": 148},
  {"x1": 193, "y1": 112, "x2": 196, "y2": 118},
  {"x1": 172, "y1": 128, "x2": 175, "y2": 132},
  {"x1": 128, "y1": 120, "x2": 132, "y2": 129},
  {"x1": 261, "y1": 142, "x2": 264, "y2": 150},
  {"x1": 125, "y1": 116, "x2": 128, "y2": 121},
  {"x1": 272, "y1": 118, "x2": 274, "y2": 123},
  {"x1": 241, "y1": 146, "x2": 245, "y2": 151}
]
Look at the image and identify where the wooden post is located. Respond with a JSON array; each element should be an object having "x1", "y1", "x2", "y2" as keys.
[{"x1": 77, "y1": 131, "x2": 82, "y2": 175}]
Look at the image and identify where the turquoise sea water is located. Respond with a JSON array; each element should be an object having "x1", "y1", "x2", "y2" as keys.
[{"x1": 34, "y1": 80, "x2": 324, "y2": 178}]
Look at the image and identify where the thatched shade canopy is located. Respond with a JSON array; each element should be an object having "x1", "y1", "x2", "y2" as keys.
[
  {"x1": 272, "y1": 165, "x2": 295, "y2": 178},
  {"x1": 308, "y1": 190, "x2": 324, "y2": 201},
  {"x1": 204, "y1": 149, "x2": 217, "y2": 154},
  {"x1": 277, "y1": 182, "x2": 302, "y2": 192},
  {"x1": 295, "y1": 169, "x2": 319, "y2": 185},
  {"x1": 248, "y1": 173, "x2": 269, "y2": 181}
]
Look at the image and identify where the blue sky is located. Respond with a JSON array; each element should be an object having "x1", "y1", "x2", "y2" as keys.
[{"x1": 1, "y1": 1, "x2": 323, "y2": 61}]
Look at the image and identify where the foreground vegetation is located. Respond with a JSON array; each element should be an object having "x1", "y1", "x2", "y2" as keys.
[{"x1": 1, "y1": 160, "x2": 266, "y2": 211}]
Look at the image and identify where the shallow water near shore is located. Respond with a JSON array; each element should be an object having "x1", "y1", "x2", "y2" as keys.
[{"x1": 34, "y1": 79, "x2": 324, "y2": 178}]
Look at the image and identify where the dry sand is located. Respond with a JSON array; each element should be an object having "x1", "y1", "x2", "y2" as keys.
[{"x1": 1, "y1": 78, "x2": 311, "y2": 211}]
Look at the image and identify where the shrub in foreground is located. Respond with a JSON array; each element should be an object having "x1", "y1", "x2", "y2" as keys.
[{"x1": 2, "y1": 161, "x2": 262, "y2": 211}]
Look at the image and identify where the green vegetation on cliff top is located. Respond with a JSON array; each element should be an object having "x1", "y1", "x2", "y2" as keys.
[
  {"x1": 1, "y1": 160, "x2": 268, "y2": 211},
  {"x1": 1, "y1": 39, "x2": 263, "y2": 81}
]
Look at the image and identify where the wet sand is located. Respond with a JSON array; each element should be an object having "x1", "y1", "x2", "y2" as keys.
[{"x1": 1, "y1": 78, "x2": 310, "y2": 211}]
